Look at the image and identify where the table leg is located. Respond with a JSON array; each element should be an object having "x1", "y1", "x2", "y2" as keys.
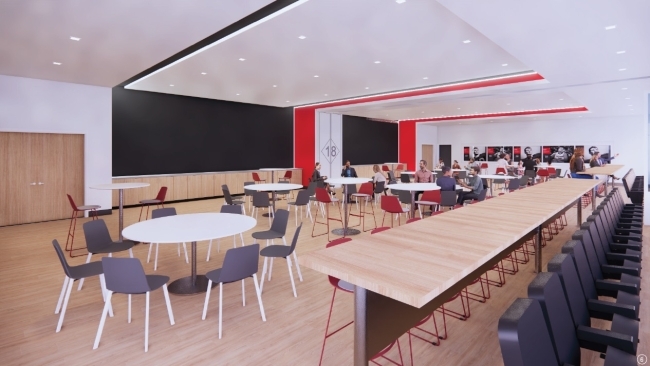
[
  {"x1": 168, "y1": 241, "x2": 216, "y2": 295},
  {"x1": 332, "y1": 184, "x2": 361, "y2": 236},
  {"x1": 535, "y1": 225, "x2": 542, "y2": 273},
  {"x1": 262, "y1": 191, "x2": 276, "y2": 218},
  {"x1": 118, "y1": 189, "x2": 124, "y2": 242},
  {"x1": 592, "y1": 186, "x2": 597, "y2": 210},
  {"x1": 354, "y1": 286, "x2": 368, "y2": 365},
  {"x1": 410, "y1": 190, "x2": 416, "y2": 219},
  {"x1": 577, "y1": 198, "x2": 582, "y2": 224},
  {"x1": 489, "y1": 179, "x2": 494, "y2": 197},
  {"x1": 271, "y1": 171, "x2": 275, "y2": 183}
]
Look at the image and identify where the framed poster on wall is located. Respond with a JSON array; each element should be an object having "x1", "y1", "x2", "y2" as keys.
[
  {"x1": 463, "y1": 146, "x2": 470, "y2": 161},
  {"x1": 487, "y1": 146, "x2": 511, "y2": 161},
  {"x1": 542, "y1": 146, "x2": 574, "y2": 163},
  {"x1": 471, "y1": 146, "x2": 487, "y2": 161},
  {"x1": 513, "y1": 146, "x2": 521, "y2": 162},
  {"x1": 521, "y1": 146, "x2": 542, "y2": 161},
  {"x1": 580, "y1": 145, "x2": 612, "y2": 162}
]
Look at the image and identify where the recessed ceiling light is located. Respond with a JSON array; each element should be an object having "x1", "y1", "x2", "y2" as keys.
[
  {"x1": 53, "y1": 62, "x2": 61, "y2": 65},
  {"x1": 169, "y1": 84, "x2": 174, "y2": 86},
  {"x1": 298, "y1": 35, "x2": 306, "y2": 39},
  {"x1": 314, "y1": 75, "x2": 319, "y2": 78},
  {"x1": 374, "y1": 61, "x2": 381, "y2": 64},
  {"x1": 605, "y1": 25, "x2": 616, "y2": 30},
  {"x1": 70, "y1": 36, "x2": 80, "y2": 41},
  {"x1": 625, "y1": 97, "x2": 630, "y2": 100},
  {"x1": 273, "y1": 85, "x2": 277, "y2": 87},
  {"x1": 502, "y1": 63, "x2": 508, "y2": 66},
  {"x1": 619, "y1": 68, "x2": 626, "y2": 71},
  {"x1": 559, "y1": 98, "x2": 564, "y2": 101},
  {"x1": 239, "y1": 58, "x2": 245, "y2": 61},
  {"x1": 616, "y1": 50, "x2": 626, "y2": 54},
  {"x1": 201, "y1": 72, "x2": 207, "y2": 75},
  {"x1": 286, "y1": 100, "x2": 290, "y2": 103},
  {"x1": 423, "y1": 77, "x2": 428, "y2": 80},
  {"x1": 622, "y1": 87, "x2": 628, "y2": 90},
  {"x1": 506, "y1": 103, "x2": 511, "y2": 105},
  {"x1": 395, "y1": 0, "x2": 406, "y2": 4},
  {"x1": 463, "y1": 40, "x2": 471, "y2": 44},
  {"x1": 457, "y1": 107, "x2": 461, "y2": 110},
  {"x1": 365, "y1": 87, "x2": 369, "y2": 89},
  {"x1": 324, "y1": 94, "x2": 328, "y2": 96}
]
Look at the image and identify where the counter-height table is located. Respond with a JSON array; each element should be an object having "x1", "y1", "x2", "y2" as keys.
[
  {"x1": 325, "y1": 177, "x2": 372, "y2": 236},
  {"x1": 478, "y1": 174, "x2": 516, "y2": 197},
  {"x1": 91, "y1": 182, "x2": 150, "y2": 241},
  {"x1": 301, "y1": 178, "x2": 601, "y2": 365},
  {"x1": 123, "y1": 213, "x2": 256, "y2": 295},
  {"x1": 259, "y1": 168, "x2": 290, "y2": 183},
  {"x1": 244, "y1": 183, "x2": 303, "y2": 218},
  {"x1": 577, "y1": 164, "x2": 624, "y2": 195}
]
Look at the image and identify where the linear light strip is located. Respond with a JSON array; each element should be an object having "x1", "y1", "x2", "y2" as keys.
[
  {"x1": 124, "y1": 0, "x2": 311, "y2": 89},
  {"x1": 295, "y1": 71, "x2": 540, "y2": 109},
  {"x1": 398, "y1": 106, "x2": 588, "y2": 122}
]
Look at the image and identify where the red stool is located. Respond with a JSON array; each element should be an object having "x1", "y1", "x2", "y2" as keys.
[
  {"x1": 65, "y1": 194, "x2": 99, "y2": 257},
  {"x1": 278, "y1": 170, "x2": 292, "y2": 182},
  {"x1": 382, "y1": 165, "x2": 390, "y2": 172},
  {"x1": 350, "y1": 182, "x2": 377, "y2": 232},
  {"x1": 495, "y1": 167, "x2": 507, "y2": 175},
  {"x1": 311, "y1": 188, "x2": 342, "y2": 242},
  {"x1": 138, "y1": 186, "x2": 167, "y2": 221},
  {"x1": 252, "y1": 172, "x2": 266, "y2": 184}
]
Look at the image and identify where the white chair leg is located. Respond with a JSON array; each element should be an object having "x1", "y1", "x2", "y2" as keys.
[
  {"x1": 93, "y1": 291, "x2": 113, "y2": 349},
  {"x1": 260, "y1": 257, "x2": 268, "y2": 293},
  {"x1": 233, "y1": 235, "x2": 236, "y2": 248},
  {"x1": 268, "y1": 258, "x2": 274, "y2": 281},
  {"x1": 55, "y1": 276, "x2": 69, "y2": 314},
  {"x1": 242, "y1": 279, "x2": 246, "y2": 306},
  {"x1": 147, "y1": 243, "x2": 153, "y2": 263},
  {"x1": 202, "y1": 280, "x2": 213, "y2": 320},
  {"x1": 293, "y1": 251, "x2": 303, "y2": 282},
  {"x1": 419, "y1": 206, "x2": 423, "y2": 218},
  {"x1": 306, "y1": 206, "x2": 314, "y2": 223},
  {"x1": 98, "y1": 274, "x2": 114, "y2": 318},
  {"x1": 56, "y1": 277, "x2": 74, "y2": 332},
  {"x1": 218, "y1": 282, "x2": 223, "y2": 339},
  {"x1": 144, "y1": 291, "x2": 149, "y2": 352},
  {"x1": 182, "y1": 242, "x2": 188, "y2": 263},
  {"x1": 253, "y1": 274, "x2": 266, "y2": 321},
  {"x1": 162, "y1": 284, "x2": 175, "y2": 325},
  {"x1": 286, "y1": 257, "x2": 297, "y2": 297},
  {"x1": 128, "y1": 294, "x2": 132, "y2": 323},
  {"x1": 129, "y1": 248, "x2": 133, "y2": 258},
  {"x1": 177, "y1": 243, "x2": 181, "y2": 256},
  {"x1": 78, "y1": 253, "x2": 92, "y2": 290},
  {"x1": 154, "y1": 243, "x2": 159, "y2": 271},
  {"x1": 294, "y1": 205, "x2": 298, "y2": 226},
  {"x1": 206, "y1": 240, "x2": 212, "y2": 261},
  {"x1": 239, "y1": 233, "x2": 245, "y2": 246}
]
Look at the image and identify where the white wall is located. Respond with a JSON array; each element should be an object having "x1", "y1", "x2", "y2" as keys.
[
  {"x1": 416, "y1": 124, "x2": 438, "y2": 168},
  {"x1": 0, "y1": 75, "x2": 112, "y2": 210},
  {"x1": 315, "y1": 112, "x2": 343, "y2": 179}
]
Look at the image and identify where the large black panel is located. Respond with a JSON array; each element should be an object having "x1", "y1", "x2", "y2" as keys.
[
  {"x1": 112, "y1": 88, "x2": 293, "y2": 176},
  {"x1": 342, "y1": 115, "x2": 398, "y2": 165}
]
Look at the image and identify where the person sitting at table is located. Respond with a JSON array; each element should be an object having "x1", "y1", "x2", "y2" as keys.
[
  {"x1": 413, "y1": 160, "x2": 433, "y2": 207},
  {"x1": 456, "y1": 166, "x2": 484, "y2": 204},
  {"x1": 372, "y1": 164, "x2": 387, "y2": 197},
  {"x1": 341, "y1": 160, "x2": 358, "y2": 178},
  {"x1": 465, "y1": 158, "x2": 479, "y2": 171},
  {"x1": 312, "y1": 162, "x2": 334, "y2": 195},
  {"x1": 451, "y1": 160, "x2": 461, "y2": 169},
  {"x1": 496, "y1": 153, "x2": 509, "y2": 173},
  {"x1": 589, "y1": 152, "x2": 603, "y2": 167},
  {"x1": 436, "y1": 166, "x2": 456, "y2": 191},
  {"x1": 516, "y1": 161, "x2": 525, "y2": 176},
  {"x1": 435, "y1": 159, "x2": 445, "y2": 169},
  {"x1": 569, "y1": 147, "x2": 591, "y2": 179}
]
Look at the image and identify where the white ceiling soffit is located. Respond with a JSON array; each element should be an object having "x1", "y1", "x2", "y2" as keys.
[
  {"x1": 0, "y1": 0, "x2": 274, "y2": 87},
  {"x1": 126, "y1": 0, "x2": 530, "y2": 107}
]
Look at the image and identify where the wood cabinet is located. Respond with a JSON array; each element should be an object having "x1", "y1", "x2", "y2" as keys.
[{"x1": 0, "y1": 132, "x2": 84, "y2": 226}]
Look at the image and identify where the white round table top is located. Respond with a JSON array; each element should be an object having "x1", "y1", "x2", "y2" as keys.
[
  {"x1": 259, "y1": 168, "x2": 290, "y2": 171},
  {"x1": 433, "y1": 168, "x2": 464, "y2": 172},
  {"x1": 123, "y1": 213, "x2": 257, "y2": 244},
  {"x1": 325, "y1": 177, "x2": 372, "y2": 185},
  {"x1": 386, "y1": 183, "x2": 441, "y2": 191},
  {"x1": 479, "y1": 174, "x2": 516, "y2": 180},
  {"x1": 401, "y1": 171, "x2": 416, "y2": 175},
  {"x1": 244, "y1": 183, "x2": 302, "y2": 191},
  {"x1": 91, "y1": 183, "x2": 150, "y2": 190}
]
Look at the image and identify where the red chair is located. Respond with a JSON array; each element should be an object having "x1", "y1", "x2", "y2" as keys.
[
  {"x1": 350, "y1": 182, "x2": 377, "y2": 232},
  {"x1": 278, "y1": 170, "x2": 292, "y2": 182},
  {"x1": 138, "y1": 186, "x2": 167, "y2": 221},
  {"x1": 495, "y1": 167, "x2": 507, "y2": 175},
  {"x1": 312, "y1": 188, "x2": 342, "y2": 242},
  {"x1": 381, "y1": 196, "x2": 409, "y2": 227},
  {"x1": 382, "y1": 165, "x2": 390, "y2": 172},
  {"x1": 319, "y1": 238, "x2": 405, "y2": 366},
  {"x1": 537, "y1": 169, "x2": 549, "y2": 183},
  {"x1": 252, "y1": 172, "x2": 266, "y2": 184},
  {"x1": 547, "y1": 167, "x2": 557, "y2": 178},
  {"x1": 65, "y1": 194, "x2": 100, "y2": 257},
  {"x1": 480, "y1": 162, "x2": 488, "y2": 174},
  {"x1": 415, "y1": 190, "x2": 440, "y2": 218},
  {"x1": 395, "y1": 164, "x2": 404, "y2": 171}
]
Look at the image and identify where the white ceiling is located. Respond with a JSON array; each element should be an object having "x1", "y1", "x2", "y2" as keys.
[
  {"x1": 0, "y1": 0, "x2": 273, "y2": 87},
  {"x1": 126, "y1": 0, "x2": 530, "y2": 107}
]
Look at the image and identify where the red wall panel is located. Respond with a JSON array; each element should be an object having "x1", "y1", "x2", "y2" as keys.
[
  {"x1": 294, "y1": 107, "x2": 316, "y2": 186},
  {"x1": 398, "y1": 121, "x2": 416, "y2": 171}
]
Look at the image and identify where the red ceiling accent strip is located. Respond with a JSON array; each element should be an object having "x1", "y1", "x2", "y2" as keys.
[{"x1": 399, "y1": 106, "x2": 588, "y2": 123}]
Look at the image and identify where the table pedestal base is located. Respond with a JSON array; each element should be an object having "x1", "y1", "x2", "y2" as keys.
[
  {"x1": 332, "y1": 228, "x2": 361, "y2": 236},
  {"x1": 168, "y1": 275, "x2": 217, "y2": 295}
]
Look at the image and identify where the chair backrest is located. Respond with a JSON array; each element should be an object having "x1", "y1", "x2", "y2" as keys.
[
  {"x1": 381, "y1": 195, "x2": 403, "y2": 213},
  {"x1": 387, "y1": 171, "x2": 395, "y2": 181},
  {"x1": 83, "y1": 219, "x2": 114, "y2": 252},
  {"x1": 218, "y1": 244, "x2": 261, "y2": 283},
  {"x1": 400, "y1": 173, "x2": 410, "y2": 183},
  {"x1": 155, "y1": 187, "x2": 168, "y2": 202},
  {"x1": 269, "y1": 209, "x2": 290, "y2": 236},
  {"x1": 555, "y1": 168, "x2": 563, "y2": 178},
  {"x1": 496, "y1": 167, "x2": 506, "y2": 175},
  {"x1": 560, "y1": 240, "x2": 599, "y2": 304},
  {"x1": 397, "y1": 190, "x2": 411, "y2": 204},
  {"x1": 374, "y1": 180, "x2": 385, "y2": 194},
  {"x1": 101, "y1": 257, "x2": 151, "y2": 294},
  {"x1": 527, "y1": 272, "x2": 581, "y2": 366},
  {"x1": 283, "y1": 171, "x2": 292, "y2": 179},
  {"x1": 252, "y1": 172, "x2": 262, "y2": 182},
  {"x1": 498, "y1": 298, "x2": 559, "y2": 366},
  {"x1": 52, "y1": 239, "x2": 74, "y2": 278},
  {"x1": 396, "y1": 164, "x2": 404, "y2": 171},
  {"x1": 381, "y1": 165, "x2": 389, "y2": 172},
  {"x1": 546, "y1": 253, "x2": 590, "y2": 328},
  {"x1": 286, "y1": 223, "x2": 303, "y2": 255},
  {"x1": 314, "y1": 187, "x2": 332, "y2": 203},
  {"x1": 66, "y1": 194, "x2": 79, "y2": 211},
  {"x1": 524, "y1": 170, "x2": 536, "y2": 179},
  {"x1": 570, "y1": 230, "x2": 603, "y2": 282},
  {"x1": 345, "y1": 184, "x2": 357, "y2": 195},
  {"x1": 480, "y1": 162, "x2": 488, "y2": 169},
  {"x1": 440, "y1": 191, "x2": 457, "y2": 207},
  {"x1": 220, "y1": 204, "x2": 242, "y2": 214},
  {"x1": 420, "y1": 189, "x2": 441, "y2": 202},
  {"x1": 519, "y1": 176, "x2": 529, "y2": 187},
  {"x1": 306, "y1": 181, "x2": 317, "y2": 196},
  {"x1": 252, "y1": 191, "x2": 271, "y2": 208},
  {"x1": 537, "y1": 169, "x2": 549, "y2": 177},
  {"x1": 477, "y1": 188, "x2": 487, "y2": 202},
  {"x1": 547, "y1": 167, "x2": 556, "y2": 175},
  {"x1": 244, "y1": 182, "x2": 256, "y2": 196},
  {"x1": 436, "y1": 171, "x2": 444, "y2": 179},
  {"x1": 152, "y1": 207, "x2": 177, "y2": 219},
  {"x1": 294, "y1": 189, "x2": 311, "y2": 205},
  {"x1": 507, "y1": 179, "x2": 520, "y2": 191},
  {"x1": 222, "y1": 184, "x2": 234, "y2": 204},
  {"x1": 325, "y1": 237, "x2": 352, "y2": 286},
  {"x1": 358, "y1": 182, "x2": 373, "y2": 196}
]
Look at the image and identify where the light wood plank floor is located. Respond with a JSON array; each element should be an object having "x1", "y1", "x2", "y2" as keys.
[{"x1": 0, "y1": 193, "x2": 647, "y2": 365}]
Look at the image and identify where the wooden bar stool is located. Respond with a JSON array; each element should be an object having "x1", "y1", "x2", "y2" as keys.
[
  {"x1": 138, "y1": 187, "x2": 167, "y2": 222},
  {"x1": 66, "y1": 194, "x2": 100, "y2": 257}
]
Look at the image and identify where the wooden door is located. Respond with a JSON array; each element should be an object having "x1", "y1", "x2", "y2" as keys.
[
  {"x1": 422, "y1": 144, "x2": 434, "y2": 169},
  {"x1": 0, "y1": 133, "x2": 32, "y2": 226}
]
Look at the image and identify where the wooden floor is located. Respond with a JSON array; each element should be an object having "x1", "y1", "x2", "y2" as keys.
[{"x1": 0, "y1": 192, "x2": 647, "y2": 365}]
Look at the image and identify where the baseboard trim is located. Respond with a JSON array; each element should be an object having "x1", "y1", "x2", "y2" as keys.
[{"x1": 95, "y1": 209, "x2": 113, "y2": 216}]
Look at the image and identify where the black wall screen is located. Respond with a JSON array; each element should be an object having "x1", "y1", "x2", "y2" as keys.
[
  {"x1": 112, "y1": 88, "x2": 293, "y2": 176},
  {"x1": 341, "y1": 115, "x2": 398, "y2": 165}
]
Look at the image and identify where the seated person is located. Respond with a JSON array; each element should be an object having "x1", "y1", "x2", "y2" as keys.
[
  {"x1": 456, "y1": 166, "x2": 484, "y2": 204},
  {"x1": 372, "y1": 164, "x2": 387, "y2": 197},
  {"x1": 465, "y1": 158, "x2": 479, "y2": 171},
  {"x1": 451, "y1": 160, "x2": 461, "y2": 169},
  {"x1": 435, "y1": 159, "x2": 445, "y2": 169},
  {"x1": 311, "y1": 162, "x2": 334, "y2": 194},
  {"x1": 435, "y1": 166, "x2": 456, "y2": 191},
  {"x1": 341, "y1": 160, "x2": 358, "y2": 178}
]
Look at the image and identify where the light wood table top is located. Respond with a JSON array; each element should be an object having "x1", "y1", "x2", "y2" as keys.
[
  {"x1": 301, "y1": 179, "x2": 600, "y2": 308},
  {"x1": 576, "y1": 164, "x2": 624, "y2": 176}
]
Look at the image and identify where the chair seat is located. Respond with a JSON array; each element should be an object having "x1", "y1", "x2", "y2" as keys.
[
  {"x1": 139, "y1": 199, "x2": 162, "y2": 205},
  {"x1": 78, "y1": 205, "x2": 101, "y2": 210},
  {"x1": 205, "y1": 268, "x2": 222, "y2": 283},
  {"x1": 90, "y1": 240, "x2": 136, "y2": 254},
  {"x1": 68, "y1": 261, "x2": 104, "y2": 280},
  {"x1": 251, "y1": 230, "x2": 284, "y2": 240},
  {"x1": 145, "y1": 275, "x2": 170, "y2": 292},
  {"x1": 288, "y1": 201, "x2": 307, "y2": 206},
  {"x1": 414, "y1": 200, "x2": 439, "y2": 206},
  {"x1": 259, "y1": 245, "x2": 292, "y2": 258},
  {"x1": 351, "y1": 193, "x2": 371, "y2": 198}
]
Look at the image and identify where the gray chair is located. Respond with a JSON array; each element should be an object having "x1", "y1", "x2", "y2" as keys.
[
  {"x1": 202, "y1": 244, "x2": 266, "y2": 339},
  {"x1": 387, "y1": 171, "x2": 396, "y2": 181},
  {"x1": 506, "y1": 179, "x2": 520, "y2": 192},
  {"x1": 524, "y1": 170, "x2": 536, "y2": 184},
  {"x1": 397, "y1": 190, "x2": 412, "y2": 212},
  {"x1": 373, "y1": 180, "x2": 386, "y2": 206},
  {"x1": 243, "y1": 181, "x2": 256, "y2": 211},
  {"x1": 52, "y1": 239, "x2": 111, "y2": 333},
  {"x1": 456, "y1": 170, "x2": 467, "y2": 181},
  {"x1": 260, "y1": 223, "x2": 303, "y2": 297},
  {"x1": 519, "y1": 176, "x2": 529, "y2": 188},
  {"x1": 252, "y1": 209, "x2": 291, "y2": 251},
  {"x1": 276, "y1": 180, "x2": 292, "y2": 201},
  {"x1": 493, "y1": 178, "x2": 506, "y2": 194},
  {"x1": 436, "y1": 171, "x2": 444, "y2": 180},
  {"x1": 287, "y1": 190, "x2": 313, "y2": 225},
  {"x1": 146, "y1": 207, "x2": 188, "y2": 270},
  {"x1": 78, "y1": 219, "x2": 135, "y2": 291},
  {"x1": 251, "y1": 191, "x2": 274, "y2": 226},
  {"x1": 400, "y1": 173, "x2": 411, "y2": 183},
  {"x1": 206, "y1": 205, "x2": 246, "y2": 261},
  {"x1": 93, "y1": 257, "x2": 175, "y2": 352},
  {"x1": 440, "y1": 191, "x2": 457, "y2": 210},
  {"x1": 223, "y1": 184, "x2": 246, "y2": 214},
  {"x1": 344, "y1": 184, "x2": 357, "y2": 204}
]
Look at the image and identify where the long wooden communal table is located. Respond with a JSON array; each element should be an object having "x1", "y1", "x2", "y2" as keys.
[
  {"x1": 301, "y1": 178, "x2": 601, "y2": 365},
  {"x1": 576, "y1": 164, "x2": 624, "y2": 195}
]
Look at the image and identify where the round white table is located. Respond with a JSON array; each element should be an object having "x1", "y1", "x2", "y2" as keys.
[
  {"x1": 325, "y1": 177, "x2": 372, "y2": 236},
  {"x1": 91, "y1": 182, "x2": 150, "y2": 241},
  {"x1": 401, "y1": 171, "x2": 416, "y2": 175},
  {"x1": 432, "y1": 168, "x2": 465, "y2": 172},
  {"x1": 123, "y1": 213, "x2": 257, "y2": 295},
  {"x1": 478, "y1": 174, "x2": 516, "y2": 196},
  {"x1": 244, "y1": 183, "x2": 303, "y2": 217},
  {"x1": 259, "y1": 168, "x2": 290, "y2": 183},
  {"x1": 386, "y1": 183, "x2": 440, "y2": 218}
]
